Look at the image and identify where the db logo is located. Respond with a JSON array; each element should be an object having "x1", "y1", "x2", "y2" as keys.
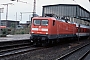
[{"x1": 39, "y1": 26, "x2": 41, "y2": 28}]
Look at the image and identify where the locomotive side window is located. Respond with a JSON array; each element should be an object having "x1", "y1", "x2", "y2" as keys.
[
  {"x1": 34, "y1": 20, "x2": 40, "y2": 25},
  {"x1": 53, "y1": 20, "x2": 55, "y2": 26},
  {"x1": 41, "y1": 20, "x2": 48, "y2": 25}
]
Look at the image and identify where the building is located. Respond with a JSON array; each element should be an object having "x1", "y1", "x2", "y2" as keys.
[
  {"x1": 42, "y1": 4, "x2": 90, "y2": 22},
  {"x1": 1, "y1": 20, "x2": 19, "y2": 28},
  {"x1": 20, "y1": 21, "x2": 31, "y2": 28}
]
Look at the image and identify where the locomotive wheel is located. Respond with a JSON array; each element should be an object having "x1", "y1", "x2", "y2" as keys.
[
  {"x1": 51, "y1": 40, "x2": 54, "y2": 44},
  {"x1": 41, "y1": 41, "x2": 48, "y2": 47},
  {"x1": 56, "y1": 39, "x2": 60, "y2": 43}
]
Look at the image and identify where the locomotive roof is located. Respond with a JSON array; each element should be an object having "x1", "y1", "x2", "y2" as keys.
[{"x1": 33, "y1": 17, "x2": 57, "y2": 20}]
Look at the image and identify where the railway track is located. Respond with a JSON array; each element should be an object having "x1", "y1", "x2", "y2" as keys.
[
  {"x1": 56, "y1": 42, "x2": 90, "y2": 60},
  {"x1": 1, "y1": 38, "x2": 90, "y2": 60},
  {"x1": 78, "y1": 50, "x2": 90, "y2": 60},
  {"x1": 0, "y1": 40, "x2": 43, "y2": 58}
]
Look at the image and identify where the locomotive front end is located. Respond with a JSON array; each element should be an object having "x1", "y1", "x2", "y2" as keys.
[{"x1": 30, "y1": 17, "x2": 49, "y2": 44}]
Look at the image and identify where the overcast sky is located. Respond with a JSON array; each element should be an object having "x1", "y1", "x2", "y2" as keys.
[{"x1": 0, "y1": 0, "x2": 90, "y2": 23}]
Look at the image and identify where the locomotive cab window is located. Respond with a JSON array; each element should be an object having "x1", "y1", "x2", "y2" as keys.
[
  {"x1": 34, "y1": 20, "x2": 41, "y2": 25},
  {"x1": 41, "y1": 20, "x2": 48, "y2": 25},
  {"x1": 53, "y1": 20, "x2": 55, "y2": 26},
  {"x1": 33, "y1": 20, "x2": 48, "y2": 26}
]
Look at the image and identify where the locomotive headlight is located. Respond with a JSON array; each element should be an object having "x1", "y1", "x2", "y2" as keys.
[
  {"x1": 32, "y1": 32, "x2": 34, "y2": 33},
  {"x1": 41, "y1": 28, "x2": 48, "y2": 31},
  {"x1": 46, "y1": 33, "x2": 48, "y2": 34},
  {"x1": 32, "y1": 28, "x2": 38, "y2": 31}
]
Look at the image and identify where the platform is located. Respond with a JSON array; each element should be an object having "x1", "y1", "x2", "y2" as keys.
[{"x1": 0, "y1": 34, "x2": 30, "y2": 42}]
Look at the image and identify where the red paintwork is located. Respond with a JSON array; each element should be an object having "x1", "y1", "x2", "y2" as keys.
[
  {"x1": 30, "y1": 17, "x2": 90, "y2": 45},
  {"x1": 0, "y1": 26, "x2": 6, "y2": 29},
  {"x1": 30, "y1": 17, "x2": 77, "y2": 35}
]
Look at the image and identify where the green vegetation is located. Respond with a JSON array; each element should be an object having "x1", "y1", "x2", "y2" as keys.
[
  {"x1": 0, "y1": 25, "x2": 31, "y2": 36},
  {"x1": 0, "y1": 29, "x2": 7, "y2": 37},
  {"x1": 15, "y1": 28, "x2": 30, "y2": 34},
  {"x1": 11, "y1": 24, "x2": 30, "y2": 35},
  {"x1": 0, "y1": 34, "x2": 6, "y2": 37},
  {"x1": 2, "y1": 29, "x2": 7, "y2": 35}
]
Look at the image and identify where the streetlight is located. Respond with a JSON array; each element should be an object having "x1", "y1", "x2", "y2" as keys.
[
  {"x1": 0, "y1": 8, "x2": 4, "y2": 35},
  {"x1": 1, "y1": 3, "x2": 14, "y2": 27},
  {"x1": 33, "y1": 0, "x2": 36, "y2": 17},
  {"x1": 11, "y1": 0, "x2": 36, "y2": 17}
]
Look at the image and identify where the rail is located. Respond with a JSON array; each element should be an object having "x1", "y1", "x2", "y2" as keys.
[{"x1": 56, "y1": 42, "x2": 90, "y2": 60}]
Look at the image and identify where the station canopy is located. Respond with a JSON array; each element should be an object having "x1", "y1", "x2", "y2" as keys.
[{"x1": 42, "y1": 4, "x2": 90, "y2": 22}]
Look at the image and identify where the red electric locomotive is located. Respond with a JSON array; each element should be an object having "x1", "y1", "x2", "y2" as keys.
[{"x1": 30, "y1": 17, "x2": 90, "y2": 46}]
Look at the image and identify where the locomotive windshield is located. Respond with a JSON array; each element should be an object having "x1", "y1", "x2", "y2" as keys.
[
  {"x1": 34, "y1": 20, "x2": 41, "y2": 25},
  {"x1": 34, "y1": 20, "x2": 48, "y2": 26},
  {"x1": 41, "y1": 20, "x2": 48, "y2": 25}
]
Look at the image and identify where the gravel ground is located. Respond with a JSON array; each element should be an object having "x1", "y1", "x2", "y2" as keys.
[
  {"x1": 0, "y1": 34, "x2": 30, "y2": 42},
  {"x1": 0, "y1": 39, "x2": 89, "y2": 60},
  {"x1": 64, "y1": 44, "x2": 90, "y2": 60},
  {"x1": 84, "y1": 52, "x2": 90, "y2": 60}
]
